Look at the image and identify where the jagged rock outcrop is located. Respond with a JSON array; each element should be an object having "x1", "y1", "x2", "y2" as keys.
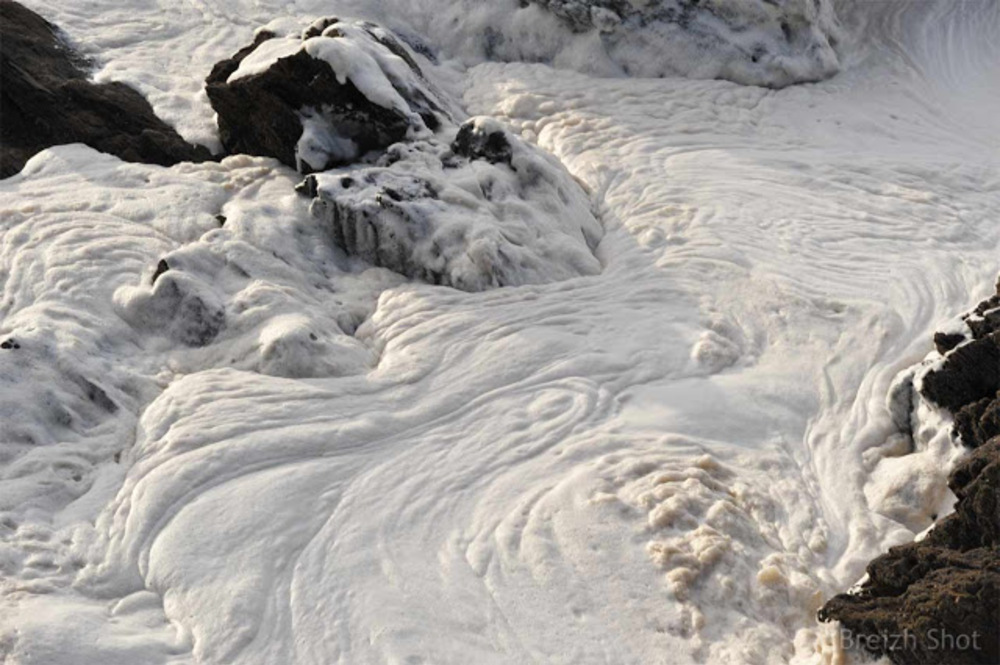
[
  {"x1": 819, "y1": 279, "x2": 1000, "y2": 664},
  {"x1": 921, "y1": 281, "x2": 1000, "y2": 442},
  {"x1": 819, "y1": 441, "x2": 999, "y2": 664},
  {"x1": 0, "y1": 0, "x2": 210, "y2": 178},
  {"x1": 521, "y1": 0, "x2": 842, "y2": 87},
  {"x1": 299, "y1": 117, "x2": 602, "y2": 291},
  {"x1": 205, "y1": 17, "x2": 455, "y2": 173}
]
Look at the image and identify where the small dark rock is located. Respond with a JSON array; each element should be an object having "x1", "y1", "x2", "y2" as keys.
[
  {"x1": 933, "y1": 331, "x2": 965, "y2": 355},
  {"x1": 151, "y1": 259, "x2": 170, "y2": 284},
  {"x1": 451, "y1": 121, "x2": 513, "y2": 165}
]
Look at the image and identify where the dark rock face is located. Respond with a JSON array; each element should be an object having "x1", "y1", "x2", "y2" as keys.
[
  {"x1": 819, "y1": 441, "x2": 1000, "y2": 665},
  {"x1": 920, "y1": 278, "x2": 1000, "y2": 445},
  {"x1": 0, "y1": 0, "x2": 210, "y2": 178},
  {"x1": 955, "y1": 396, "x2": 1000, "y2": 451},
  {"x1": 819, "y1": 280, "x2": 1000, "y2": 664},
  {"x1": 921, "y1": 334, "x2": 1000, "y2": 413},
  {"x1": 205, "y1": 18, "x2": 453, "y2": 173},
  {"x1": 451, "y1": 120, "x2": 513, "y2": 165}
]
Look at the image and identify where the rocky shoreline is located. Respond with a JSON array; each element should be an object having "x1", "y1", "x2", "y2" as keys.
[{"x1": 819, "y1": 280, "x2": 1000, "y2": 664}]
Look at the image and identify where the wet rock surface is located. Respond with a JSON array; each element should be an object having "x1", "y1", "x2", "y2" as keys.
[
  {"x1": 0, "y1": 0, "x2": 210, "y2": 178},
  {"x1": 205, "y1": 17, "x2": 454, "y2": 173},
  {"x1": 819, "y1": 281, "x2": 1000, "y2": 664}
]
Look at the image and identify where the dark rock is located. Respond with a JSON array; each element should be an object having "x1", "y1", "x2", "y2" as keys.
[
  {"x1": 205, "y1": 18, "x2": 453, "y2": 173},
  {"x1": 151, "y1": 259, "x2": 170, "y2": 284},
  {"x1": 967, "y1": 308, "x2": 1000, "y2": 340},
  {"x1": 954, "y1": 395, "x2": 1000, "y2": 449},
  {"x1": 819, "y1": 440, "x2": 1000, "y2": 664},
  {"x1": 451, "y1": 121, "x2": 513, "y2": 165},
  {"x1": 921, "y1": 280, "x2": 1000, "y2": 447},
  {"x1": 0, "y1": 0, "x2": 210, "y2": 178},
  {"x1": 936, "y1": 439, "x2": 1000, "y2": 549},
  {"x1": 920, "y1": 334, "x2": 1000, "y2": 412},
  {"x1": 933, "y1": 331, "x2": 965, "y2": 355}
]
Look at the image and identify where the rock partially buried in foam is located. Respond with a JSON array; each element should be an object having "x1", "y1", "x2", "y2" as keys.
[
  {"x1": 0, "y1": 1, "x2": 210, "y2": 178},
  {"x1": 205, "y1": 17, "x2": 455, "y2": 173},
  {"x1": 0, "y1": 328, "x2": 119, "y2": 449},
  {"x1": 299, "y1": 117, "x2": 603, "y2": 291},
  {"x1": 115, "y1": 257, "x2": 226, "y2": 348},
  {"x1": 522, "y1": 0, "x2": 842, "y2": 87}
]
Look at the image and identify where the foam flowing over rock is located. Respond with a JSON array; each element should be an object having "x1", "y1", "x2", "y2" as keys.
[
  {"x1": 0, "y1": 1, "x2": 210, "y2": 178},
  {"x1": 205, "y1": 17, "x2": 456, "y2": 173},
  {"x1": 513, "y1": 0, "x2": 843, "y2": 86},
  {"x1": 300, "y1": 117, "x2": 603, "y2": 291},
  {"x1": 206, "y1": 18, "x2": 604, "y2": 291},
  {"x1": 820, "y1": 279, "x2": 1000, "y2": 665}
]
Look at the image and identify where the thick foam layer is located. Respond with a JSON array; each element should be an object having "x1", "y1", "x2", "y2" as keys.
[{"x1": 3, "y1": 1, "x2": 999, "y2": 664}]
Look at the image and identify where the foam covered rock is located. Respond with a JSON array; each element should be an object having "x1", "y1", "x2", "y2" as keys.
[
  {"x1": 299, "y1": 117, "x2": 603, "y2": 291},
  {"x1": 523, "y1": 0, "x2": 842, "y2": 87},
  {"x1": 205, "y1": 17, "x2": 455, "y2": 173}
]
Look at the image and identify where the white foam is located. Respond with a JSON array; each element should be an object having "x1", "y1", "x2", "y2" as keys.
[{"x1": 3, "y1": 0, "x2": 1000, "y2": 663}]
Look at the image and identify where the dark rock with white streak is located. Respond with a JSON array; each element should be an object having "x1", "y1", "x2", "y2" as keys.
[{"x1": 0, "y1": 0, "x2": 210, "y2": 178}]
